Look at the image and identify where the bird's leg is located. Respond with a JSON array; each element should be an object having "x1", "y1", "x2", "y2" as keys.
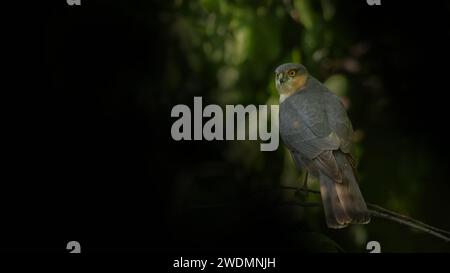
[
  {"x1": 301, "y1": 171, "x2": 309, "y2": 196},
  {"x1": 302, "y1": 171, "x2": 309, "y2": 192},
  {"x1": 295, "y1": 171, "x2": 309, "y2": 198}
]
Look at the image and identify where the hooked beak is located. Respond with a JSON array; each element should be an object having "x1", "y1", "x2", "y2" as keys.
[
  {"x1": 278, "y1": 77, "x2": 287, "y2": 85},
  {"x1": 276, "y1": 73, "x2": 285, "y2": 84}
]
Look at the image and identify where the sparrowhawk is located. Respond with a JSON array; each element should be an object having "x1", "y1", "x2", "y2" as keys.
[{"x1": 275, "y1": 63, "x2": 371, "y2": 229}]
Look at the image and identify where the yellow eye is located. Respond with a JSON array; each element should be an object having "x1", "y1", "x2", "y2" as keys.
[{"x1": 288, "y1": 70, "x2": 296, "y2": 77}]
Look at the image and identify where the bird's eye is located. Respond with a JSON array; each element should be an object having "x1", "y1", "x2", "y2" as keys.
[{"x1": 288, "y1": 70, "x2": 296, "y2": 77}]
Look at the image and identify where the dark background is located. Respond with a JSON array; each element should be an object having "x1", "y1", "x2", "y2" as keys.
[{"x1": 6, "y1": 0, "x2": 450, "y2": 253}]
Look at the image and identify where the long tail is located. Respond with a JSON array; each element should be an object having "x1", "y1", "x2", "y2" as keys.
[
  {"x1": 317, "y1": 151, "x2": 371, "y2": 229},
  {"x1": 319, "y1": 174, "x2": 351, "y2": 229},
  {"x1": 334, "y1": 151, "x2": 371, "y2": 224}
]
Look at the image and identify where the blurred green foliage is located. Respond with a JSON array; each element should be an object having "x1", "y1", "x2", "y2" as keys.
[{"x1": 158, "y1": 0, "x2": 450, "y2": 252}]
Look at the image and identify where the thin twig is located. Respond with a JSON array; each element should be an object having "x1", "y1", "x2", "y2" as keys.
[
  {"x1": 366, "y1": 203, "x2": 450, "y2": 236},
  {"x1": 273, "y1": 201, "x2": 321, "y2": 208},
  {"x1": 368, "y1": 209, "x2": 450, "y2": 243}
]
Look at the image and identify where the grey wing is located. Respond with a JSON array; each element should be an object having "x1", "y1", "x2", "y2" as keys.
[
  {"x1": 279, "y1": 90, "x2": 341, "y2": 160},
  {"x1": 324, "y1": 91, "x2": 354, "y2": 154},
  {"x1": 279, "y1": 86, "x2": 353, "y2": 181}
]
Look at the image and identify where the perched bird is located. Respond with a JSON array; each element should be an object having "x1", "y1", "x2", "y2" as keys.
[{"x1": 275, "y1": 63, "x2": 371, "y2": 228}]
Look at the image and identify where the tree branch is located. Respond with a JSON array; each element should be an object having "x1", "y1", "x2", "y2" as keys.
[
  {"x1": 190, "y1": 185, "x2": 450, "y2": 243},
  {"x1": 280, "y1": 186, "x2": 450, "y2": 242},
  {"x1": 366, "y1": 203, "x2": 450, "y2": 237},
  {"x1": 368, "y1": 209, "x2": 450, "y2": 243}
]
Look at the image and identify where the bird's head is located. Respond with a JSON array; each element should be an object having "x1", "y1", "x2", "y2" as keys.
[{"x1": 274, "y1": 63, "x2": 309, "y2": 102}]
